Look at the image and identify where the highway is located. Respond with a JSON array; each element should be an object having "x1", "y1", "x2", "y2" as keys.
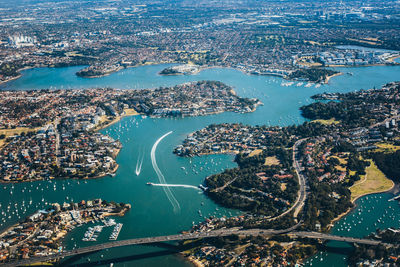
[
  {"x1": 2, "y1": 138, "x2": 315, "y2": 267},
  {"x1": 291, "y1": 231, "x2": 388, "y2": 246},
  {"x1": 292, "y1": 138, "x2": 308, "y2": 219},
  {"x1": 267, "y1": 138, "x2": 308, "y2": 221},
  {"x1": 3, "y1": 226, "x2": 390, "y2": 267},
  {"x1": 4, "y1": 135, "x2": 395, "y2": 267}
]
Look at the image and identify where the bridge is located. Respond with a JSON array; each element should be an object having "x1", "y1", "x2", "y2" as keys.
[
  {"x1": 4, "y1": 136, "x2": 392, "y2": 267},
  {"x1": 7, "y1": 122, "x2": 399, "y2": 267},
  {"x1": 3, "y1": 227, "x2": 390, "y2": 267}
]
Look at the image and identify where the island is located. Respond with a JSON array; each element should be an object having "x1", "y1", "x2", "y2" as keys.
[
  {"x1": 0, "y1": 199, "x2": 130, "y2": 263},
  {"x1": 159, "y1": 65, "x2": 201, "y2": 76},
  {"x1": 286, "y1": 68, "x2": 340, "y2": 84},
  {"x1": 76, "y1": 64, "x2": 123, "y2": 78},
  {"x1": 2, "y1": 0, "x2": 400, "y2": 87}
]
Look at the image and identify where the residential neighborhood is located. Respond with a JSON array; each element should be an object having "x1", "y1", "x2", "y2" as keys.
[{"x1": 0, "y1": 200, "x2": 130, "y2": 263}]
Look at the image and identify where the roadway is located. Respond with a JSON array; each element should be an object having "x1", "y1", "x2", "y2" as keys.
[
  {"x1": 4, "y1": 136, "x2": 393, "y2": 267},
  {"x1": 3, "y1": 138, "x2": 312, "y2": 266},
  {"x1": 267, "y1": 138, "x2": 308, "y2": 221},
  {"x1": 3, "y1": 226, "x2": 390, "y2": 267},
  {"x1": 292, "y1": 138, "x2": 308, "y2": 219}
]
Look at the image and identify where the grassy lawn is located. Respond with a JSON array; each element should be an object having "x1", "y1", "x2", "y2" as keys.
[
  {"x1": 248, "y1": 149, "x2": 263, "y2": 157},
  {"x1": 350, "y1": 160, "x2": 394, "y2": 202},
  {"x1": 335, "y1": 165, "x2": 346, "y2": 172},
  {"x1": 329, "y1": 155, "x2": 348, "y2": 165},
  {"x1": 326, "y1": 154, "x2": 350, "y2": 172},
  {"x1": 0, "y1": 127, "x2": 40, "y2": 148},
  {"x1": 264, "y1": 156, "x2": 280, "y2": 166},
  {"x1": 233, "y1": 243, "x2": 250, "y2": 255},
  {"x1": 281, "y1": 183, "x2": 287, "y2": 191},
  {"x1": 0, "y1": 127, "x2": 39, "y2": 137},
  {"x1": 375, "y1": 142, "x2": 400, "y2": 153},
  {"x1": 311, "y1": 118, "x2": 340, "y2": 125},
  {"x1": 123, "y1": 108, "x2": 139, "y2": 116}
]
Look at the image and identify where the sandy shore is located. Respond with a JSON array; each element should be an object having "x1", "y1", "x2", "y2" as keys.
[
  {"x1": 0, "y1": 74, "x2": 21, "y2": 86},
  {"x1": 324, "y1": 72, "x2": 343, "y2": 84},
  {"x1": 386, "y1": 55, "x2": 400, "y2": 63},
  {"x1": 185, "y1": 256, "x2": 205, "y2": 267},
  {"x1": 94, "y1": 109, "x2": 141, "y2": 132}
]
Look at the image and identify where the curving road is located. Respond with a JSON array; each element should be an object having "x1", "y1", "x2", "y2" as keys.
[
  {"x1": 5, "y1": 137, "x2": 394, "y2": 267},
  {"x1": 266, "y1": 138, "x2": 308, "y2": 221},
  {"x1": 292, "y1": 138, "x2": 308, "y2": 219}
]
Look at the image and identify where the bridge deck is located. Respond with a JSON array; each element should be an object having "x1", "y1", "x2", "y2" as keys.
[{"x1": 2, "y1": 229, "x2": 389, "y2": 267}]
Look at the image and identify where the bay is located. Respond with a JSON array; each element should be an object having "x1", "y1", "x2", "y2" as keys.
[{"x1": 1, "y1": 63, "x2": 400, "y2": 266}]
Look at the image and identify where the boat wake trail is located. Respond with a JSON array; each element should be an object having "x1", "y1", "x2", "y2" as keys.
[
  {"x1": 135, "y1": 148, "x2": 144, "y2": 176},
  {"x1": 149, "y1": 183, "x2": 201, "y2": 190},
  {"x1": 150, "y1": 131, "x2": 181, "y2": 213}
]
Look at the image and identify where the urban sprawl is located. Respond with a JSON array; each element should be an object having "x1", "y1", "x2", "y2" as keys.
[{"x1": 2, "y1": 0, "x2": 400, "y2": 266}]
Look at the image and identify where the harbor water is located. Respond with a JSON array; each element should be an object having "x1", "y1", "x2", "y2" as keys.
[{"x1": 1, "y1": 63, "x2": 400, "y2": 266}]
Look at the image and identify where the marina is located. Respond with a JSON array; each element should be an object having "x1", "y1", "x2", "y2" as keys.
[
  {"x1": 82, "y1": 219, "x2": 118, "y2": 242},
  {"x1": 82, "y1": 226, "x2": 103, "y2": 242},
  {"x1": 109, "y1": 223, "x2": 123, "y2": 241}
]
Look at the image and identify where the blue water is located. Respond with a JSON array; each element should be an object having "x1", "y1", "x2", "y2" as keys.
[
  {"x1": 336, "y1": 45, "x2": 399, "y2": 53},
  {"x1": 305, "y1": 193, "x2": 400, "y2": 267},
  {"x1": 1, "y1": 64, "x2": 400, "y2": 266}
]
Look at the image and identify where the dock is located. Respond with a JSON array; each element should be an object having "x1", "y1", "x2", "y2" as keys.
[{"x1": 109, "y1": 223, "x2": 123, "y2": 240}]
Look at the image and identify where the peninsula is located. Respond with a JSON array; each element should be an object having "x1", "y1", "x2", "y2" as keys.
[
  {"x1": 176, "y1": 81, "x2": 400, "y2": 266},
  {"x1": 0, "y1": 81, "x2": 260, "y2": 183},
  {"x1": 0, "y1": 200, "x2": 130, "y2": 263}
]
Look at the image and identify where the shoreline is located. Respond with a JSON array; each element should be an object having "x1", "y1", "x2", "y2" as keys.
[
  {"x1": 349, "y1": 160, "x2": 395, "y2": 204},
  {"x1": 351, "y1": 180, "x2": 395, "y2": 204},
  {"x1": 184, "y1": 255, "x2": 205, "y2": 267},
  {"x1": 327, "y1": 181, "x2": 395, "y2": 231},
  {"x1": 326, "y1": 62, "x2": 400, "y2": 68},
  {"x1": 0, "y1": 201, "x2": 130, "y2": 263},
  {"x1": 157, "y1": 64, "x2": 227, "y2": 77},
  {"x1": 0, "y1": 62, "x2": 375, "y2": 89},
  {"x1": 0, "y1": 169, "x2": 120, "y2": 184},
  {"x1": 0, "y1": 65, "x2": 35, "y2": 86},
  {"x1": 386, "y1": 55, "x2": 400, "y2": 63},
  {"x1": 0, "y1": 74, "x2": 21, "y2": 86},
  {"x1": 94, "y1": 109, "x2": 141, "y2": 132},
  {"x1": 0, "y1": 110, "x2": 138, "y2": 184},
  {"x1": 76, "y1": 66, "x2": 124, "y2": 79},
  {"x1": 324, "y1": 72, "x2": 343, "y2": 84}
]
